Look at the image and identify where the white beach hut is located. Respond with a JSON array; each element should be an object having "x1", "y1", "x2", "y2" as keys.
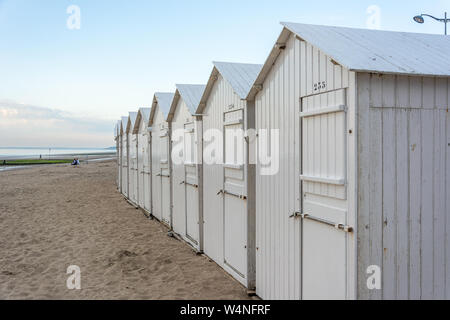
[
  {"x1": 196, "y1": 62, "x2": 262, "y2": 288},
  {"x1": 246, "y1": 22, "x2": 450, "y2": 300},
  {"x1": 167, "y1": 84, "x2": 206, "y2": 251},
  {"x1": 150, "y1": 93, "x2": 175, "y2": 226},
  {"x1": 120, "y1": 116, "x2": 129, "y2": 198},
  {"x1": 126, "y1": 112, "x2": 139, "y2": 206},
  {"x1": 133, "y1": 107, "x2": 152, "y2": 215}
]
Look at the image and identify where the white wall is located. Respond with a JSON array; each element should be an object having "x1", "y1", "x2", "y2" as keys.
[
  {"x1": 137, "y1": 119, "x2": 150, "y2": 211},
  {"x1": 171, "y1": 97, "x2": 203, "y2": 250},
  {"x1": 357, "y1": 73, "x2": 450, "y2": 300},
  {"x1": 254, "y1": 33, "x2": 355, "y2": 299}
]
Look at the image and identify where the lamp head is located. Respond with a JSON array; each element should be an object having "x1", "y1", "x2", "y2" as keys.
[{"x1": 413, "y1": 15, "x2": 425, "y2": 23}]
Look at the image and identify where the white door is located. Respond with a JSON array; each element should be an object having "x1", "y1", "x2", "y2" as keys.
[
  {"x1": 184, "y1": 123, "x2": 199, "y2": 246},
  {"x1": 222, "y1": 109, "x2": 247, "y2": 281},
  {"x1": 300, "y1": 89, "x2": 349, "y2": 300},
  {"x1": 160, "y1": 128, "x2": 171, "y2": 226}
]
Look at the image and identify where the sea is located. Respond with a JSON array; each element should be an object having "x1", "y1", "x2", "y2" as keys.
[{"x1": 0, "y1": 147, "x2": 116, "y2": 159}]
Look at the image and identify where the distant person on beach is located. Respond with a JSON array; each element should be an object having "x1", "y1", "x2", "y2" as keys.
[{"x1": 71, "y1": 158, "x2": 80, "y2": 166}]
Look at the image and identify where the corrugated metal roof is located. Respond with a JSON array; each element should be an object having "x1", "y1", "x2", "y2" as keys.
[
  {"x1": 213, "y1": 61, "x2": 263, "y2": 99},
  {"x1": 154, "y1": 92, "x2": 175, "y2": 119},
  {"x1": 176, "y1": 84, "x2": 206, "y2": 115},
  {"x1": 281, "y1": 22, "x2": 450, "y2": 77}
]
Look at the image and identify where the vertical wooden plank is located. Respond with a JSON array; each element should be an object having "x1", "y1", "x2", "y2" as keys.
[
  {"x1": 347, "y1": 72, "x2": 357, "y2": 299},
  {"x1": 342, "y1": 68, "x2": 349, "y2": 88},
  {"x1": 300, "y1": 41, "x2": 307, "y2": 98},
  {"x1": 382, "y1": 108, "x2": 397, "y2": 299},
  {"x1": 396, "y1": 76, "x2": 410, "y2": 108},
  {"x1": 293, "y1": 36, "x2": 301, "y2": 300},
  {"x1": 370, "y1": 74, "x2": 383, "y2": 108},
  {"x1": 409, "y1": 77, "x2": 423, "y2": 109},
  {"x1": 312, "y1": 46, "x2": 319, "y2": 94},
  {"x1": 421, "y1": 109, "x2": 434, "y2": 299},
  {"x1": 274, "y1": 61, "x2": 281, "y2": 299},
  {"x1": 328, "y1": 92, "x2": 336, "y2": 198},
  {"x1": 423, "y1": 77, "x2": 435, "y2": 109},
  {"x1": 369, "y1": 107, "x2": 384, "y2": 300},
  {"x1": 382, "y1": 75, "x2": 396, "y2": 108},
  {"x1": 433, "y1": 109, "x2": 446, "y2": 299},
  {"x1": 334, "y1": 64, "x2": 342, "y2": 90},
  {"x1": 435, "y1": 78, "x2": 448, "y2": 109},
  {"x1": 326, "y1": 56, "x2": 335, "y2": 92},
  {"x1": 356, "y1": 73, "x2": 371, "y2": 299},
  {"x1": 319, "y1": 51, "x2": 327, "y2": 93},
  {"x1": 320, "y1": 95, "x2": 328, "y2": 196},
  {"x1": 306, "y1": 43, "x2": 313, "y2": 95},
  {"x1": 446, "y1": 108, "x2": 450, "y2": 300},
  {"x1": 409, "y1": 109, "x2": 422, "y2": 299},
  {"x1": 396, "y1": 108, "x2": 409, "y2": 299}
]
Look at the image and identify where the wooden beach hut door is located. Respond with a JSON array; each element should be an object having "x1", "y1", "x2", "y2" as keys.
[
  {"x1": 184, "y1": 122, "x2": 199, "y2": 246},
  {"x1": 160, "y1": 127, "x2": 171, "y2": 226},
  {"x1": 300, "y1": 89, "x2": 349, "y2": 300},
  {"x1": 222, "y1": 109, "x2": 247, "y2": 282}
]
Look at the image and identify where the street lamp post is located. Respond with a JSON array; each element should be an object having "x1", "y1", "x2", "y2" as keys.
[{"x1": 413, "y1": 12, "x2": 449, "y2": 35}]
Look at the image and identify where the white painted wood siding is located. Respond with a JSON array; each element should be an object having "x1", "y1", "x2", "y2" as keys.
[
  {"x1": 202, "y1": 73, "x2": 250, "y2": 286},
  {"x1": 138, "y1": 120, "x2": 151, "y2": 213},
  {"x1": 170, "y1": 97, "x2": 202, "y2": 250},
  {"x1": 357, "y1": 73, "x2": 450, "y2": 300},
  {"x1": 151, "y1": 105, "x2": 170, "y2": 222},
  {"x1": 254, "y1": 34, "x2": 355, "y2": 300}
]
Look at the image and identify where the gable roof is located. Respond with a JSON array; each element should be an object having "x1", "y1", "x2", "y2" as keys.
[
  {"x1": 283, "y1": 22, "x2": 450, "y2": 76},
  {"x1": 133, "y1": 107, "x2": 152, "y2": 134},
  {"x1": 126, "y1": 112, "x2": 138, "y2": 133},
  {"x1": 150, "y1": 92, "x2": 175, "y2": 125},
  {"x1": 196, "y1": 61, "x2": 263, "y2": 114},
  {"x1": 248, "y1": 22, "x2": 450, "y2": 100},
  {"x1": 167, "y1": 84, "x2": 206, "y2": 121},
  {"x1": 214, "y1": 61, "x2": 263, "y2": 99}
]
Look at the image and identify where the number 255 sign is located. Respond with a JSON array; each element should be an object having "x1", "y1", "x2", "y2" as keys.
[{"x1": 313, "y1": 81, "x2": 326, "y2": 91}]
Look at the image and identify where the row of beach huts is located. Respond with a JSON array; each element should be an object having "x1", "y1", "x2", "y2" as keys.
[{"x1": 113, "y1": 22, "x2": 450, "y2": 300}]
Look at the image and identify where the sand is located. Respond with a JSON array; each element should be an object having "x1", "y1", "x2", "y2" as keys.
[{"x1": 0, "y1": 161, "x2": 251, "y2": 300}]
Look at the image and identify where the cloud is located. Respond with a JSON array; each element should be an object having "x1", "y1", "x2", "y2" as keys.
[{"x1": 0, "y1": 100, "x2": 115, "y2": 147}]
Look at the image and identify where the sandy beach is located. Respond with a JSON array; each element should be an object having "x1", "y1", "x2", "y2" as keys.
[{"x1": 0, "y1": 161, "x2": 250, "y2": 300}]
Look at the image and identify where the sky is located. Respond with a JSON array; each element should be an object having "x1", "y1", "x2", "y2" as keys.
[{"x1": 0, "y1": 0, "x2": 448, "y2": 147}]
